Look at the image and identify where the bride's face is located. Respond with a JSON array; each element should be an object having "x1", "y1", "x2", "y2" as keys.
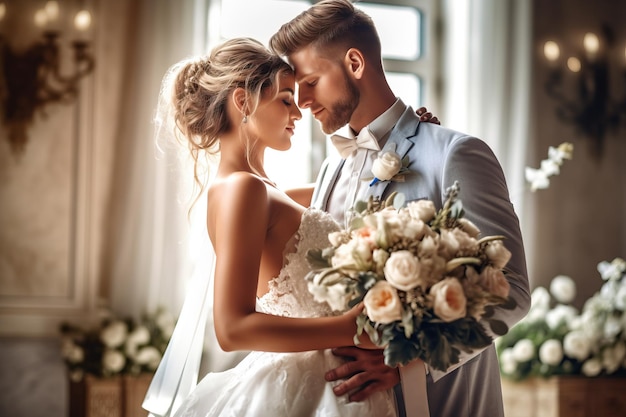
[{"x1": 247, "y1": 73, "x2": 302, "y2": 152}]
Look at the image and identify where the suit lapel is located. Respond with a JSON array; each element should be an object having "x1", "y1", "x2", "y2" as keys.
[{"x1": 312, "y1": 157, "x2": 345, "y2": 210}]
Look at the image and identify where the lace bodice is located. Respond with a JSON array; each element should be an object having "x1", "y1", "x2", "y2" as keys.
[{"x1": 256, "y1": 208, "x2": 341, "y2": 318}]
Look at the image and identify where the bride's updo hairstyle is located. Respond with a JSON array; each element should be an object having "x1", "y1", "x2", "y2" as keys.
[{"x1": 158, "y1": 37, "x2": 293, "y2": 198}]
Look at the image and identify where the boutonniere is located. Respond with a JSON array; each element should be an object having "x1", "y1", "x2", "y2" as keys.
[{"x1": 367, "y1": 150, "x2": 411, "y2": 186}]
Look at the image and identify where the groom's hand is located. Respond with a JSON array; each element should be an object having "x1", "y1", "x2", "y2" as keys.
[{"x1": 325, "y1": 346, "x2": 400, "y2": 402}]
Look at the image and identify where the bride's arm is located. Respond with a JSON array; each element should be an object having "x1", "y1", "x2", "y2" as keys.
[
  {"x1": 284, "y1": 183, "x2": 315, "y2": 207},
  {"x1": 210, "y1": 173, "x2": 362, "y2": 353}
]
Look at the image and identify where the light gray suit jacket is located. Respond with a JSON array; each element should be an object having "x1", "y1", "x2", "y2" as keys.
[{"x1": 311, "y1": 107, "x2": 531, "y2": 417}]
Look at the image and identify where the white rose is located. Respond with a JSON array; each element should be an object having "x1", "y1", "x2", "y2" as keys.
[
  {"x1": 402, "y1": 218, "x2": 427, "y2": 241},
  {"x1": 155, "y1": 311, "x2": 176, "y2": 339},
  {"x1": 512, "y1": 339, "x2": 535, "y2": 362},
  {"x1": 134, "y1": 346, "x2": 162, "y2": 370},
  {"x1": 530, "y1": 287, "x2": 551, "y2": 310},
  {"x1": 581, "y1": 358, "x2": 602, "y2": 377},
  {"x1": 602, "y1": 343, "x2": 626, "y2": 374},
  {"x1": 545, "y1": 304, "x2": 578, "y2": 329},
  {"x1": 61, "y1": 340, "x2": 85, "y2": 364},
  {"x1": 615, "y1": 283, "x2": 626, "y2": 310},
  {"x1": 485, "y1": 240, "x2": 512, "y2": 269},
  {"x1": 563, "y1": 330, "x2": 592, "y2": 361},
  {"x1": 430, "y1": 277, "x2": 467, "y2": 322},
  {"x1": 438, "y1": 229, "x2": 460, "y2": 259},
  {"x1": 407, "y1": 200, "x2": 436, "y2": 222},
  {"x1": 328, "y1": 231, "x2": 348, "y2": 247},
  {"x1": 457, "y1": 218, "x2": 480, "y2": 238},
  {"x1": 418, "y1": 235, "x2": 439, "y2": 258},
  {"x1": 371, "y1": 151, "x2": 402, "y2": 181},
  {"x1": 538, "y1": 339, "x2": 563, "y2": 366},
  {"x1": 499, "y1": 348, "x2": 518, "y2": 374},
  {"x1": 604, "y1": 315, "x2": 622, "y2": 340},
  {"x1": 363, "y1": 281, "x2": 403, "y2": 324},
  {"x1": 384, "y1": 250, "x2": 422, "y2": 291},
  {"x1": 549, "y1": 275, "x2": 576, "y2": 304},
  {"x1": 100, "y1": 320, "x2": 128, "y2": 348},
  {"x1": 372, "y1": 249, "x2": 390, "y2": 275},
  {"x1": 102, "y1": 349, "x2": 126, "y2": 373},
  {"x1": 451, "y1": 229, "x2": 478, "y2": 254},
  {"x1": 128, "y1": 325, "x2": 150, "y2": 345},
  {"x1": 307, "y1": 273, "x2": 351, "y2": 312},
  {"x1": 332, "y1": 236, "x2": 372, "y2": 270}
]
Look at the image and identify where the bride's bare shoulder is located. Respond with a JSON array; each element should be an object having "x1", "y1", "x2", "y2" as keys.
[{"x1": 210, "y1": 172, "x2": 266, "y2": 197}]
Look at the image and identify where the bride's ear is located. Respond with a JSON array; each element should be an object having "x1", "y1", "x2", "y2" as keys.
[{"x1": 232, "y1": 88, "x2": 248, "y2": 119}]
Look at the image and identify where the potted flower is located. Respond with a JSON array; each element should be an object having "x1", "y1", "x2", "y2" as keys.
[
  {"x1": 60, "y1": 307, "x2": 175, "y2": 417},
  {"x1": 496, "y1": 258, "x2": 626, "y2": 417}
]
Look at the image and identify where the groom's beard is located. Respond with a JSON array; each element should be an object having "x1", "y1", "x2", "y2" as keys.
[{"x1": 319, "y1": 69, "x2": 360, "y2": 134}]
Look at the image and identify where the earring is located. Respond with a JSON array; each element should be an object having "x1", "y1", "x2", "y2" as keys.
[{"x1": 242, "y1": 115, "x2": 248, "y2": 123}]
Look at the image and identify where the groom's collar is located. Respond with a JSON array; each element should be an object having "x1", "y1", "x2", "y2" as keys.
[{"x1": 332, "y1": 98, "x2": 407, "y2": 146}]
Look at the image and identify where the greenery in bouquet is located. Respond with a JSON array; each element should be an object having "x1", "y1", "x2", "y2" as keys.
[
  {"x1": 306, "y1": 181, "x2": 516, "y2": 371},
  {"x1": 497, "y1": 257, "x2": 626, "y2": 380},
  {"x1": 60, "y1": 307, "x2": 175, "y2": 381}
]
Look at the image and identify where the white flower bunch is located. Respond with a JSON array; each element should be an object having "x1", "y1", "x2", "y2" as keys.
[
  {"x1": 306, "y1": 181, "x2": 515, "y2": 371},
  {"x1": 497, "y1": 258, "x2": 626, "y2": 380},
  {"x1": 60, "y1": 307, "x2": 175, "y2": 381},
  {"x1": 525, "y1": 142, "x2": 574, "y2": 192}
]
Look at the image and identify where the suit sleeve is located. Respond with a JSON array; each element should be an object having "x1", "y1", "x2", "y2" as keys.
[{"x1": 429, "y1": 135, "x2": 531, "y2": 381}]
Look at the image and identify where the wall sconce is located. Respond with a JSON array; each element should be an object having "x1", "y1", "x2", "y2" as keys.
[
  {"x1": 0, "y1": 1, "x2": 95, "y2": 154},
  {"x1": 543, "y1": 25, "x2": 626, "y2": 158}
]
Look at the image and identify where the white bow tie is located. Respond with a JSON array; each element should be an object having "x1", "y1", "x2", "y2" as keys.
[{"x1": 330, "y1": 127, "x2": 380, "y2": 158}]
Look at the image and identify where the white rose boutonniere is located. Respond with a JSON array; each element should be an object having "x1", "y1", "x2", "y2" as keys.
[{"x1": 368, "y1": 145, "x2": 411, "y2": 186}]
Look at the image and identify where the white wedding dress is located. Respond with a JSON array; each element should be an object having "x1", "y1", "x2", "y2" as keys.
[{"x1": 172, "y1": 208, "x2": 398, "y2": 417}]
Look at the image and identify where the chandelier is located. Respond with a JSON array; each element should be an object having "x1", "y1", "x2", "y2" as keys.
[
  {"x1": 0, "y1": 1, "x2": 94, "y2": 154},
  {"x1": 542, "y1": 25, "x2": 626, "y2": 158}
]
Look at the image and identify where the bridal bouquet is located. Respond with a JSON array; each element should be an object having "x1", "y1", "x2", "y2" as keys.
[{"x1": 306, "y1": 182, "x2": 514, "y2": 371}]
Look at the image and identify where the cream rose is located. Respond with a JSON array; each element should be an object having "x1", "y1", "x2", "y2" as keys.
[
  {"x1": 457, "y1": 218, "x2": 480, "y2": 238},
  {"x1": 371, "y1": 151, "x2": 402, "y2": 181},
  {"x1": 384, "y1": 250, "x2": 422, "y2": 291},
  {"x1": 479, "y1": 266, "x2": 511, "y2": 298},
  {"x1": 364, "y1": 281, "x2": 403, "y2": 324},
  {"x1": 430, "y1": 277, "x2": 467, "y2": 322},
  {"x1": 485, "y1": 240, "x2": 512, "y2": 269},
  {"x1": 407, "y1": 200, "x2": 436, "y2": 222}
]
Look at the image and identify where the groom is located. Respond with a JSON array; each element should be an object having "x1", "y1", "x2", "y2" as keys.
[{"x1": 270, "y1": 1, "x2": 531, "y2": 416}]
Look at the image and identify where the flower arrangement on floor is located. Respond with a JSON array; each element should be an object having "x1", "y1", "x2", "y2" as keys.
[
  {"x1": 497, "y1": 258, "x2": 626, "y2": 380},
  {"x1": 306, "y1": 181, "x2": 515, "y2": 371},
  {"x1": 60, "y1": 307, "x2": 175, "y2": 381}
]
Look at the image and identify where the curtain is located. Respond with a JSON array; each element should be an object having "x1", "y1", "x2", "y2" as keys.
[
  {"x1": 441, "y1": 0, "x2": 531, "y2": 206},
  {"x1": 440, "y1": 0, "x2": 533, "y2": 268},
  {"x1": 102, "y1": 0, "x2": 211, "y2": 319}
]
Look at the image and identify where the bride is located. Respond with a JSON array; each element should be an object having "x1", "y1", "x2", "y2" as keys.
[{"x1": 142, "y1": 37, "x2": 399, "y2": 417}]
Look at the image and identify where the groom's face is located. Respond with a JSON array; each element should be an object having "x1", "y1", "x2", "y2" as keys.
[{"x1": 289, "y1": 46, "x2": 360, "y2": 134}]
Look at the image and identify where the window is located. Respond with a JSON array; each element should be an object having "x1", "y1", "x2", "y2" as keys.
[{"x1": 212, "y1": 0, "x2": 436, "y2": 188}]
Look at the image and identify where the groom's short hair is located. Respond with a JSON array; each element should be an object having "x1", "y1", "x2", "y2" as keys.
[{"x1": 269, "y1": 0, "x2": 382, "y2": 64}]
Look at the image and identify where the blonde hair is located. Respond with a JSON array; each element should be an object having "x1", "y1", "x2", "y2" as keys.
[
  {"x1": 269, "y1": 0, "x2": 382, "y2": 66},
  {"x1": 167, "y1": 37, "x2": 293, "y2": 193}
]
